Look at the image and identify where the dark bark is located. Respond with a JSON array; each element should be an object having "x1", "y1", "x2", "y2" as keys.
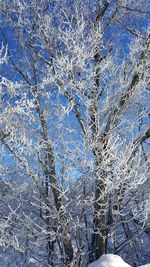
[
  {"x1": 32, "y1": 60, "x2": 74, "y2": 265},
  {"x1": 89, "y1": 95, "x2": 108, "y2": 261}
]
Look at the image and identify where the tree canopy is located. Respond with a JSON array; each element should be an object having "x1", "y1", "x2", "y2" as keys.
[{"x1": 0, "y1": 0, "x2": 150, "y2": 266}]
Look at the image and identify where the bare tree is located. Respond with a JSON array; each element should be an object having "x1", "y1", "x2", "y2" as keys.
[{"x1": 0, "y1": 0, "x2": 150, "y2": 266}]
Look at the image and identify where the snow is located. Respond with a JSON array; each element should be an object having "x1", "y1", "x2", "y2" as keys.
[
  {"x1": 88, "y1": 254, "x2": 131, "y2": 267},
  {"x1": 88, "y1": 254, "x2": 150, "y2": 267}
]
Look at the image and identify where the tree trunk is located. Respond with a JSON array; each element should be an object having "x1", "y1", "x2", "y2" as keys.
[
  {"x1": 33, "y1": 75, "x2": 74, "y2": 264},
  {"x1": 88, "y1": 98, "x2": 108, "y2": 261},
  {"x1": 90, "y1": 146, "x2": 107, "y2": 261}
]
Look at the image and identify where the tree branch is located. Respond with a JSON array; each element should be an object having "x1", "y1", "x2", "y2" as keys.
[{"x1": 119, "y1": 5, "x2": 150, "y2": 15}]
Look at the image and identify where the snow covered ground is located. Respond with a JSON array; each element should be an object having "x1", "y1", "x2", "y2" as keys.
[{"x1": 88, "y1": 254, "x2": 150, "y2": 267}]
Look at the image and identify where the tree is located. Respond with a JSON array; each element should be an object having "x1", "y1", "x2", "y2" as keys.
[{"x1": 0, "y1": 0, "x2": 150, "y2": 266}]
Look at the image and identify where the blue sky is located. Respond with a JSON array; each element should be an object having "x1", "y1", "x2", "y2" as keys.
[{"x1": 0, "y1": 0, "x2": 150, "y2": 183}]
